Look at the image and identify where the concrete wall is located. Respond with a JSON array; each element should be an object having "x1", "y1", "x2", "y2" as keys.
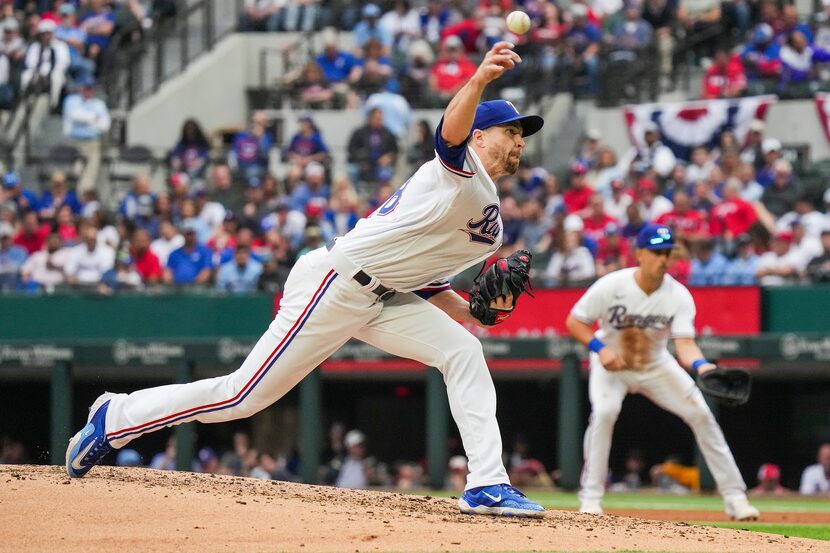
[
  {"x1": 585, "y1": 99, "x2": 830, "y2": 163},
  {"x1": 128, "y1": 33, "x2": 312, "y2": 150}
]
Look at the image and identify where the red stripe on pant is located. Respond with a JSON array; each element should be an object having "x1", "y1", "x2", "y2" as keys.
[{"x1": 106, "y1": 269, "x2": 336, "y2": 440}]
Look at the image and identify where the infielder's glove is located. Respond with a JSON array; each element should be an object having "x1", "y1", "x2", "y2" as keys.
[
  {"x1": 468, "y1": 250, "x2": 533, "y2": 326},
  {"x1": 696, "y1": 367, "x2": 751, "y2": 407}
]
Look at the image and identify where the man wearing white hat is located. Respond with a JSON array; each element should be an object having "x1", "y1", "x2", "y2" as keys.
[
  {"x1": 335, "y1": 430, "x2": 370, "y2": 488},
  {"x1": 740, "y1": 118, "x2": 766, "y2": 167},
  {"x1": 20, "y1": 18, "x2": 70, "y2": 108},
  {"x1": 756, "y1": 137, "x2": 782, "y2": 187}
]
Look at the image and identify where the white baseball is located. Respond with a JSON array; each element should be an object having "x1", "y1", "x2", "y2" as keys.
[{"x1": 506, "y1": 11, "x2": 531, "y2": 34}]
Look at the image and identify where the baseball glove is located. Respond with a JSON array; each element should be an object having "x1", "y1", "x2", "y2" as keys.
[
  {"x1": 696, "y1": 367, "x2": 751, "y2": 407},
  {"x1": 468, "y1": 250, "x2": 533, "y2": 326}
]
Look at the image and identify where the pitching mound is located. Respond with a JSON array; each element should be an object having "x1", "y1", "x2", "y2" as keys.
[{"x1": 2, "y1": 466, "x2": 829, "y2": 553}]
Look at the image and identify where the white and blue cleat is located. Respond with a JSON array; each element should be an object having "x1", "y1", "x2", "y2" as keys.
[
  {"x1": 458, "y1": 483, "x2": 545, "y2": 518},
  {"x1": 65, "y1": 392, "x2": 115, "y2": 478}
]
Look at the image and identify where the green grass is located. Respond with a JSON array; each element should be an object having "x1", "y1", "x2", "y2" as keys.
[
  {"x1": 695, "y1": 522, "x2": 830, "y2": 541},
  {"x1": 424, "y1": 489, "x2": 830, "y2": 513}
]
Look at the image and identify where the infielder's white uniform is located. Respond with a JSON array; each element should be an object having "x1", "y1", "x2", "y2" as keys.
[
  {"x1": 571, "y1": 268, "x2": 748, "y2": 503},
  {"x1": 103, "y1": 124, "x2": 511, "y2": 490}
]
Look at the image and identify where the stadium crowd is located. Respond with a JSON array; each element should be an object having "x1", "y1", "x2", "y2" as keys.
[
  {"x1": 7, "y1": 0, "x2": 830, "y2": 113},
  {"x1": 263, "y1": 0, "x2": 830, "y2": 107},
  {"x1": 2, "y1": 105, "x2": 830, "y2": 293},
  {"x1": 0, "y1": 0, "x2": 178, "y2": 111},
  {"x1": 2, "y1": 1, "x2": 830, "y2": 294}
]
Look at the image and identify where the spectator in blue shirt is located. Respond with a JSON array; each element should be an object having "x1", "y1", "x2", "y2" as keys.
[
  {"x1": 316, "y1": 30, "x2": 359, "y2": 84},
  {"x1": 284, "y1": 115, "x2": 330, "y2": 181},
  {"x1": 38, "y1": 171, "x2": 82, "y2": 219},
  {"x1": 609, "y1": 2, "x2": 653, "y2": 55},
  {"x1": 54, "y1": 3, "x2": 95, "y2": 83},
  {"x1": 353, "y1": 4, "x2": 393, "y2": 53},
  {"x1": 741, "y1": 23, "x2": 781, "y2": 91},
  {"x1": 229, "y1": 112, "x2": 273, "y2": 183},
  {"x1": 0, "y1": 222, "x2": 27, "y2": 291},
  {"x1": 690, "y1": 239, "x2": 729, "y2": 286},
  {"x1": 62, "y1": 77, "x2": 111, "y2": 195},
  {"x1": 119, "y1": 175, "x2": 157, "y2": 230},
  {"x1": 564, "y1": 4, "x2": 601, "y2": 94},
  {"x1": 418, "y1": 0, "x2": 452, "y2": 44},
  {"x1": 721, "y1": 234, "x2": 760, "y2": 285},
  {"x1": 79, "y1": 0, "x2": 115, "y2": 65},
  {"x1": 164, "y1": 222, "x2": 214, "y2": 285},
  {"x1": 216, "y1": 245, "x2": 263, "y2": 293},
  {"x1": 291, "y1": 162, "x2": 331, "y2": 212},
  {"x1": 2, "y1": 171, "x2": 39, "y2": 213}
]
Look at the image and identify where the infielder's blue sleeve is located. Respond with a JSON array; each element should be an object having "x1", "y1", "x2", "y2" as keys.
[
  {"x1": 414, "y1": 280, "x2": 452, "y2": 300},
  {"x1": 434, "y1": 118, "x2": 474, "y2": 177}
]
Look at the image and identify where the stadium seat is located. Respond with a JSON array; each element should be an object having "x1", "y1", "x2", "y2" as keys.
[
  {"x1": 107, "y1": 144, "x2": 158, "y2": 207},
  {"x1": 39, "y1": 143, "x2": 86, "y2": 186}
]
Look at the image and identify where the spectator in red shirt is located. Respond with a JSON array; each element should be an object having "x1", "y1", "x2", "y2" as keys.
[
  {"x1": 440, "y1": 17, "x2": 482, "y2": 54},
  {"x1": 428, "y1": 35, "x2": 477, "y2": 104},
  {"x1": 582, "y1": 192, "x2": 617, "y2": 243},
  {"x1": 563, "y1": 161, "x2": 593, "y2": 214},
  {"x1": 595, "y1": 222, "x2": 634, "y2": 277},
  {"x1": 55, "y1": 204, "x2": 79, "y2": 245},
  {"x1": 130, "y1": 228, "x2": 163, "y2": 284},
  {"x1": 13, "y1": 211, "x2": 50, "y2": 254},
  {"x1": 709, "y1": 178, "x2": 759, "y2": 246},
  {"x1": 655, "y1": 190, "x2": 711, "y2": 245},
  {"x1": 702, "y1": 48, "x2": 747, "y2": 99},
  {"x1": 668, "y1": 242, "x2": 692, "y2": 285}
]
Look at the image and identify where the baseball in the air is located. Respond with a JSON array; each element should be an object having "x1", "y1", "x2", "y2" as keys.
[{"x1": 506, "y1": 10, "x2": 531, "y2": 34}]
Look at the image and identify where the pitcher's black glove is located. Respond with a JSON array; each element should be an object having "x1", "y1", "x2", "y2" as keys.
[
  {"x1": 468, "y1": 250, "x2": 533, "y2": 326},
  {"x1": 696, "y1": 367, "x2": 751, "y2": 407}
]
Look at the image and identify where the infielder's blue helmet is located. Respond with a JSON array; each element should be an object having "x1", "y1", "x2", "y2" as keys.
[
  {"x1": 636, "y1": 223, "x2": 675, "y2": 250},
  {"x1": 471, "y1": 100, "x2": 544, "y2": 138}
]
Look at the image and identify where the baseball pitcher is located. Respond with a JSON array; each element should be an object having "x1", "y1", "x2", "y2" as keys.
[
  {"x1": 565, "y1": 223, "x2": 760, "y2": 520},
  {"x1": 66, "y1": 41, "x2": 544, "y2": 517}
]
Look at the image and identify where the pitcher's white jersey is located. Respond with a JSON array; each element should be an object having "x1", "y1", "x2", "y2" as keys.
[
  {"x1": 335, "y1": 123, "x2": 503, "y2": 293},
  {"x1": 570, "y1": 267, "x2": 696, "y2": 371}
]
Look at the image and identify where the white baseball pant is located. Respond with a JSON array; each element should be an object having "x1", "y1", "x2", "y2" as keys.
[
  {"x1": 104, "y1": 246, "x2": 509, "y2": 490},
  {"x1": 579, "y1": 353, "x2": 747, "y2": 502}
]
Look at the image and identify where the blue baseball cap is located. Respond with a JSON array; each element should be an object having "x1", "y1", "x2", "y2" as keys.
[
  {"x1": 77, "y1": 75, "x2": 96, "y2": 88},
  {"x1": 362, "y1": 3, "x2": 381, "y2": 17},
  {"x1": 636, "y1": 223, "x2": 675, "y2": 250},
  {"x1": 2, "y1": 171, "x2": 19, "y2": 188},
  {"x1": 471, "y1": 100, "x2": 544, "y2": 138}
]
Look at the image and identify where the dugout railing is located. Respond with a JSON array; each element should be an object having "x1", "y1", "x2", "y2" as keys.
[{"x1": 2, "y1": 333, "x2": 829, "y2": 489}]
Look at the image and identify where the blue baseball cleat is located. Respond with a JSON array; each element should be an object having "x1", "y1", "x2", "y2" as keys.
[
  {"x1": 458, "y1": 483, "x2": 545, "y2": 518},
  {"x1": 65, "y1": 393, "x2": 115, "y2": 478}
]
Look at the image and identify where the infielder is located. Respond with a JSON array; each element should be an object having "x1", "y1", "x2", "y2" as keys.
[
  {"x1": 565, "y1": 223, "x2": 760, "y2": 520},
  {"x1": 66, "y1": 41, "x2": 545, "y2": 517}
]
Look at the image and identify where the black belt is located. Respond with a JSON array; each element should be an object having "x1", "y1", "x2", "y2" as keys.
[{"x1": 326, "y1": 239, "x2": 396, "y2": 301}]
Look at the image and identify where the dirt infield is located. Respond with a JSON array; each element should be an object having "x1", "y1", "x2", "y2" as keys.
[
  {"x1": 605, "y1": 508, "x2": 830, "y2": 524},
  {"x1": 2, "y1": 466, "x2": 829, "y2": 553}
]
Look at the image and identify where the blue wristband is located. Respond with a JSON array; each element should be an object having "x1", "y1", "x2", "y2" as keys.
[
  {"x1": 588, "y1": 337, "x2": 605, "y2": 353},
  {"x1": 691, "y1": 359, "x2": 710, "y2": 373}
]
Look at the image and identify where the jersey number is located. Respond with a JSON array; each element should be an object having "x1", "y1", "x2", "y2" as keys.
[{"x1": 373, "y1": 179, "x2": 410, "y2": 217}]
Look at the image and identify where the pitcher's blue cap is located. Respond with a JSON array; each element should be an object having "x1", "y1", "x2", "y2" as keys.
[
  {"x1": 471, "y1": 100, "x2": 544, "y2": 138},
  {"x1": 636, "y1": 223, "x2": 674, "y2": 250}
]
